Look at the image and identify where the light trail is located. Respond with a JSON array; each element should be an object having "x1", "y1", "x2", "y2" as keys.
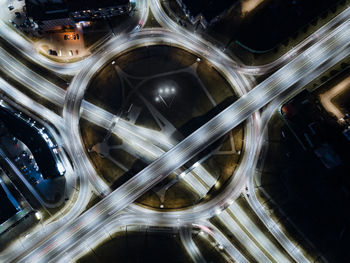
[
  {"x1": 0, "y1": 2, "x2": 349, "y2": 262},
  {"x1": 14, "y1": 19, "x2": 350, "y2": 263}
]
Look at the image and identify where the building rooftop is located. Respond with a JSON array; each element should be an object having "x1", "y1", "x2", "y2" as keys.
[
  {"x1": 25, "y1": 0, "x2": 129, "y2": 21},
  {"x1": 68, "y1": 0, "x2": 129, "y2": 10},
  {"x1": 26, "y1": 0, "x2": 68, "y2": 21}
]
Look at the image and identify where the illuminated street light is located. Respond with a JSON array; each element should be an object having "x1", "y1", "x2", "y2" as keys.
[
  {"x1": 155, "y1": 85, "x2": 177, "y2": 108},
  {"x1": 35, "y1": 212, "x2": 41, "y2": 220}
]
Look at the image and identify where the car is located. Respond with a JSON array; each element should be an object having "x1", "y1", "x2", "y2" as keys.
[
  {"x1": 8, "y1": 5, "x2": 14, "y2": 11},
  {"x1": 49, "y1": 49, "x2": 58, "y2": 56},
  {"x1": 30, "y1": 177, "x2": 38, "y2": 184},
  {"x1": 23, "y1": 19, "x2": 30, "y2": 27},
  {"x1": 9, "y1": 20, "x2": 18, "y2": 28}
]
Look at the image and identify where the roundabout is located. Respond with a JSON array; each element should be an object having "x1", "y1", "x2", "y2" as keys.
[
  {"x1": 80, "y1": 44, "x2": 246, "y2": 210},
  {"x1": 64, "y1": 28, "x2": 256, "y2": 219}
]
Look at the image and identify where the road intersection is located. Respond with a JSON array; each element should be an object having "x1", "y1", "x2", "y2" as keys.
[{"x1": 0, "y1": 1, "x2": 349, "y2": 262}]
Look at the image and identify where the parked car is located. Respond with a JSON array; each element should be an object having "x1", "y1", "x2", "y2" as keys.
[{"x1": 49, "y1": 49, "x2": 58, "y2": 56}]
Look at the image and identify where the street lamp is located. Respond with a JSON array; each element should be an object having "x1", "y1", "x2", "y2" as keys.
[
  {"x1": 154, "y1": 85, "x2": 177, "y2": 108},
  {"x1": 35, "y1": 211, "x2": 41, "y2": 220}
]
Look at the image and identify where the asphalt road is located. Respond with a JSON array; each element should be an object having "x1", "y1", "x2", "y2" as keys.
[
  {"x1": 0, "y1": 2, "x2": 349, "y2": 262},
  {"x1": 14, "y1": 17, "x2": 350, "y2": 263}
]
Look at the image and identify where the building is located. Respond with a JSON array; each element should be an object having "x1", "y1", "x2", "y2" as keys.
[
  {"x1": 176, "y1": 0, "x2": 237, "y2": 28},
  {"x1": 0, "y1": 104, "x2": 65, "y2": 179},
  {"x1": 25, "y1": 0, "x2": 130, "y2": 29}
]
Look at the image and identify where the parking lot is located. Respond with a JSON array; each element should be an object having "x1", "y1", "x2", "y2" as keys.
[
  {"x1": 38, "y1": 26, "x2": 87, "y2": 59},
  {"x1": 3, "y1": 0, "x2": 89, "y2": 61},
  {"x1": 1, "y1": 136, "x2": 43, "y2": 186}
]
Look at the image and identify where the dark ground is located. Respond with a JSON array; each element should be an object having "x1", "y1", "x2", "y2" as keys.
[
  {"x1": 261, "y1": 109, "x2": 350, "y2": 262},
  {"x1": 0, "y1": 186, "x2": 17, "y2": 223},
  {"x1": 211, "y1": 0, "x2": 343, "y2": 51},
  {"x1": 77, "y1": 231, "x2": 192, "y2": 263}
]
